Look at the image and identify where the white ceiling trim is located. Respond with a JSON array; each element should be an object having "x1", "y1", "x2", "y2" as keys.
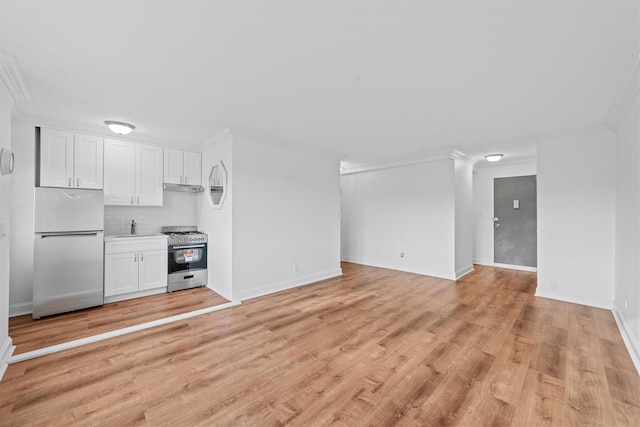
[
  {"x1": 340, "y1": 150, "x2": 458, "y2": 175},
  {"x1": 0, "y1": 53, "x2": 31, "y2": 102},
  {"x1": 605, "y1": 50, "x2": 640, "y2": 131},
  {"x1": 199, "y1": 127, "x2": 233, "y2": 152},
  {"x1": 450, "y1": 149, "x2": 473, "y2": 165}
]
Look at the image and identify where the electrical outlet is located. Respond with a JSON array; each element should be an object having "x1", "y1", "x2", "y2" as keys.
[
  {"x1": 400, "y1": 252, "x2": 404, "y2": 258},
  {"x1": 551, "y1": 282, "x2": 558, "y2": 290}
]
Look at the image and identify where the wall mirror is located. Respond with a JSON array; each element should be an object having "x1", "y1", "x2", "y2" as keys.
[{"x1": 208, "y1": 160, "x2": 228, "y2": 209}]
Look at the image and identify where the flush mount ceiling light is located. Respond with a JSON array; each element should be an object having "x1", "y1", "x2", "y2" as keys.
[
  {"x1": 484, "y1": 153, "x2": 504, "y2": 162},
  {"x1": 105, "y1": 121, "x2": 135, "y2": 135}
]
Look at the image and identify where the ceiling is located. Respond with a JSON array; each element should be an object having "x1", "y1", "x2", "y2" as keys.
[{"x1": 1, "y1": 0, "x2": 638, "y2": 167}]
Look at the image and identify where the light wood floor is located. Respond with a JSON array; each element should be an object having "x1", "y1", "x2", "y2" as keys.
[
  {"x1": 2, "y1": 263, "x2": 639, "y2": 426},
  {"x1": 9, "y1": 287, "x2": 229, "y2": 354}
]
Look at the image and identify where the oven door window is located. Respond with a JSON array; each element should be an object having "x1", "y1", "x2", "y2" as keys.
[{"x1": 168, "y1": 245, "x2": 207, "y2": 273}]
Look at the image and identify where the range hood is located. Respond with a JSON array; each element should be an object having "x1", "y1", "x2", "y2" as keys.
[{"x1": 163, "y1": 183, "x2": 204, "y2": 193}]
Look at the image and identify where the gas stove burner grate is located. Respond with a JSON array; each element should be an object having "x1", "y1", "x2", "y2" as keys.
[{"x1": 163, "y1": 231, "x2": 206, "y2": 236}]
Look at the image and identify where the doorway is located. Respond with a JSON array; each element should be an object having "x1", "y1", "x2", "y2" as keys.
[{"x1": 494, "y1": 175, "x2": 537, "y2": 267}]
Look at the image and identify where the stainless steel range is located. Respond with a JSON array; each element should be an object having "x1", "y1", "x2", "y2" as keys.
[{"x1": 162, "y1": 225, "x2": 208, "y2": 292}]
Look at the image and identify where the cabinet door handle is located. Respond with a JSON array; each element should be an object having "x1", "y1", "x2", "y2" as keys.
[
  {"x1": 130, "y1": 196, "x2": 134, "y2": 205},
  {"x1": 140, "y1": 252, "x2": 144, "y2": 262},
  {"x1": 185, "y1": 176, "x2": 188, "y2": 184},
  {"x1": 68, "y1": 177, "x2": 72, "y2": 187},
  {"x1": 137, "y1": 196, "x2": 140, "y2": 205},
  {"x1": 134, "y1": 254, "x2": 137, "y2": 262},
  {"x1": 76, "y1": 178, "x2": 80, "y2": 187}
]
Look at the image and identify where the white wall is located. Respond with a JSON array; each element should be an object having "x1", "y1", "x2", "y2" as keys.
[
  {"x1": 232, "y1": 136, "x2": 342, "y2": 300},
  {"x1": 197, "y1": 133, "x2": 233, "y2": 301},
  {"x1": 8, "y1": 122, "x2": 35, "y2": 316},
  {"x1": 614, "y1": 91, "x2": 640, "y2": 370},
  {"x1": 341, "y1": 159, "x2": 456, "y2": 280},
  {"x1": 536, "y1": 129, "x2": 616, "y2": 308},
  {"x1": 454, "y1": 158, "x2": 473, "y2": 278},
  {"x1": 0, "y1": 71, "x2": 13, "y2": 366},
  {"x1": 473, "y1": 159, "x2": 537, "y2": 267}
]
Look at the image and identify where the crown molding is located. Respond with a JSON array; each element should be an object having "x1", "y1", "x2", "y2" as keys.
[
  {"x1": 605, "y1": 50, "x2": 639, "y2": 131},
  {"x1": 341, "y1": 148, "x2": 473, "y2": 175},
  {"x1": 199, "y1": 127, "x2": 233, "y2": 151},
  {"x1": 340, "y1": 150, "x2": 454, "y2": 175},
  {"x1": 450, "y1": 149, "x2": 473, "y2": 165},
  {"x1": 0, "y1": 53, "x2": 31, "y2": 102}
]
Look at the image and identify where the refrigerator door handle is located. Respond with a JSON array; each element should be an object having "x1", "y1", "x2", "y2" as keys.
[{"x1": 40, "y1": 232, "x2": 101, "y2": 238}]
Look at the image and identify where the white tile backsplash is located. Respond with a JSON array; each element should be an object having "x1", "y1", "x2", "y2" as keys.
[{"x1": 104, "y1": 191, "x2": 199, "y2": 235}]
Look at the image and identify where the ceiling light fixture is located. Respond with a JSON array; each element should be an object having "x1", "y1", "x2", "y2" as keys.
[
  {"x1": 484, "y1": 153, "x2": 504, "y2": 162},
  {"x1": 105, "y1": 121, "x2": 135, "y2": 135}
]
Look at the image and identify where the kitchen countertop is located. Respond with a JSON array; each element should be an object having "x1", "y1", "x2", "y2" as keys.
[{"x1": 104, "y1": 233, "x2": 168, "y2": 241}]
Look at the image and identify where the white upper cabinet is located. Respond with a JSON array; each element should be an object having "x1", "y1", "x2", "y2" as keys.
[
  {"x1": 183, "y1": 151, "x2": 202, "y2": 185},
  {"x1": 163, "y1": 148, "x2": 201, "y2": 185},
  {"x1": 104, "y1": 139, "x2": 136, "y2": 205},
  {"x1": 104, "y1": 139, "x2": 163, "y2": 206},
  {"x1": 40, "y1": 128, "x2": 103, "y2": 189},
  {"x1": 136, "y1": 143, "x2": 163, "y2": 206},
  {"x1": 73, "y1": 134, "x2": 104, "y2": 189},
  {"x1": 163, "y1": 148, "x2": 183, "y2": 184}
]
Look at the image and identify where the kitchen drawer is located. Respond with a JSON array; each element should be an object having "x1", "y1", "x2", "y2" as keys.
[{"x1": 105, "y1": 236, "x2": 167, "y2": 254}]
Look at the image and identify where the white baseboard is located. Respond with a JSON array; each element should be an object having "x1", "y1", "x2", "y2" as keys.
[
  {"x1": 0, "y1": 337, "x2": 16, "y2": 382},
  {"x1": 455, "y1": 264, "x2": 474, "y2": 280},
  {"x1": 341, "y1": 257, "x2": 456, "y2": 281},
  {"x1": 612, "y1": 309, "x2": 640, "y2": 376},
  {"x1": 534, "y1": 290, "x2": 612, "y2": 310},
  {"x1": 7, "y1": 300, "x2": 241, "y2": 365},
  {"x1": 9, "y1": 301, "x2": 32, "y2": 317},
  {"x1": 473, "y1": 260, "x2": 537, "y2": 272},
  {"x1": 237, "y1": 269, "x2": 343, "y2": 301}
]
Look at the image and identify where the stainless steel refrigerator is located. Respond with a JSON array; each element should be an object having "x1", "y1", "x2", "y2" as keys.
[{"x1": 33, "y1": 187, "x2": 104, "y2": 319}]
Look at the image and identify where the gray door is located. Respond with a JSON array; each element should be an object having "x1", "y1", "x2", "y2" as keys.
[{"x1": 494, "y1": 175, "x2": 537, "y2": 267}]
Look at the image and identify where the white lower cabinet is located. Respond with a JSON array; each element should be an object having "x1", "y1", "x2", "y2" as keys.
[
  {"x1": 138, "y1": 250, "x2": 167, "y2": 291},
  {"x1": 104, "y1": 236, "x2": 167, "y2": 298},
  {"x1": 104, "y1": 252, "x2": 139, "y2": 296}
]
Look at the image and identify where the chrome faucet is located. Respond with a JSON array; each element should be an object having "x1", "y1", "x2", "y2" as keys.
[{"x1": 131, "y1": 220, "x2": 137, "y2": 235}]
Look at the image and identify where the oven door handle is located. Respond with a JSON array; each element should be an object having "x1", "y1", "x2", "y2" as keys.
[{"x1": 171, "y1": 244, "x2": 206, "y2": 249}]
